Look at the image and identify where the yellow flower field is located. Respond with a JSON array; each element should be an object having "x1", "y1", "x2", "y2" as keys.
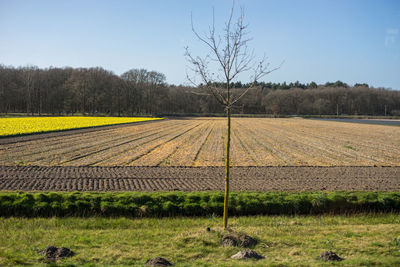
[{"x1": 0, "y1": 117, "x2": 162, "y2": 137}]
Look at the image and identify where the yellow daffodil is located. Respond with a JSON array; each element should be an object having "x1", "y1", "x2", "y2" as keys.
[{"x1": 0, "y1": 117, "x2": 162, "y2": 137}]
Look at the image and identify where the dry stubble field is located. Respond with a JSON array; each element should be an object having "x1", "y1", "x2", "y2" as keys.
[{"x1": 0, "y1": 118, "x2": 399, "y2": 191}]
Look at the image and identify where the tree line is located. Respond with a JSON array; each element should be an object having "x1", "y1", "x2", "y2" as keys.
[{"x1": 1, "y1": 65, "x2": 399, "y2": 116}]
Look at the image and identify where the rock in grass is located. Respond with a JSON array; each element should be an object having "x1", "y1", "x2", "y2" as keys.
[
  {"x1": 42, "y1": 246, "x2": 58, "y2": 259},
  {"x1": 231, "y1": 249, "x2": 265, "y2": 260},
  {"x1": 56, "y1": 247, "x2": 74, "y2": 258},
  {"x1": 145, "y1": 257, "x2": 173, "y2": 266},
  {"x1": 40, "y1": 246, "x2": 74, "y2": 260},
  {"x1": 222, "y1": 236, "x2": 237, "y2": 247},
  {"x1": 221, "y1": 233, "x2": 257, "y2": 247},
  {"x1": 319, "y1": 251, "x2": 343, "y2": 261}
]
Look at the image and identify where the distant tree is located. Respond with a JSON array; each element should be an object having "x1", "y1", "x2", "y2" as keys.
[
  {"x1": 354, "y1": 83, "x2": 369, "y2": 88},
  {"x1": 270, "y1": 104, "x2": 280, "y2": 116},
  {"x1": 121, "y1": 69, "x2": 166, "y2": 114},
  {"x1": 280, "y1": 82, "x2": 289, "y2": 90},
  {"x1": 21, "y1": 65, "x2": 39, "y2": 115},
  {"x1": 307, "y1": 81, "x2": 318, "y2": 89},
  {"x1": 186, "y1": 4, "x2": 280, "y2": 230},
  {"x1": 325, "y1": 80, "x2": 348, "y2": 88},
  {"x1": 1, "y1": 64, "x2": 398, "y2": 116}
]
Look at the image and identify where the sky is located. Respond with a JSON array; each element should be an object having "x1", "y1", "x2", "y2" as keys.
[{"x1": 0, "y1": 0, "x2": 399, "y2": 89}]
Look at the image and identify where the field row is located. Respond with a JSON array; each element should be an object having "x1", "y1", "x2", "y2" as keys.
[
  {"x1": 1, "y1": 118, "x2": 399, "y2": 166},
  {"x1": 0, "y1": 166, "x2": 398, "y2": 191}
]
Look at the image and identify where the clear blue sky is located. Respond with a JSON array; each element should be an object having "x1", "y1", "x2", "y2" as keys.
[{"x1": 0, "y1": 0, "x2": 399, "y2": 89}]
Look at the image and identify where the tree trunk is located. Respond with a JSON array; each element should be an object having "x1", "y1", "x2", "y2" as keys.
[
  {"x1": 223, "y1": 83, "x2": 231, "y2": 230},
  {"x1": 336, "y1": 103, "x2": 339, "y2": 117},
  {"x1": 223, "y1": 107, "x2": 231, "y2": 230},
  {"x1": 118, "y1": 88, "x2": 121, "y2": 117}
]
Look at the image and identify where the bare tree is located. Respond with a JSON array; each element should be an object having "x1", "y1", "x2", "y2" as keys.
[
  {"x1": 21, "y1": 65, "x2": 39, "y2": 115},
  {"x1": 186, "y1": 4, "x2": 280, "y2": 230}
]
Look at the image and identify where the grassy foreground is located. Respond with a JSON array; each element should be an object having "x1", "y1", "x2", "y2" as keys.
[{"x1": 0, "y1": 215, "x2": 399, "y2": 266}]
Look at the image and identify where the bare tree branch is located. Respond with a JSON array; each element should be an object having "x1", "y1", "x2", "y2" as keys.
[{"x1": 187, "y1": 3, "x2": 282, "y2": 108}]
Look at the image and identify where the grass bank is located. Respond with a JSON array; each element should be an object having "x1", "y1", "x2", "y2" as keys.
[
  {"x1": 1, "y1": 191, "x2": 399, "y2": 217},
  {"x1": 0, "y1": 215, "x2": 399, "y2": 266}
]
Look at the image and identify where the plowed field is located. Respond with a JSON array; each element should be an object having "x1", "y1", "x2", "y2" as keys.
[
  {"x1": 1, "y1": 118, "x2": 399, "y2": 167},
  {"x1": 0, "y1": 166, "x2": 398, "y2": 191},
  {"x1": 1, "y1": 118, "x2": 399, "y2": 192}
]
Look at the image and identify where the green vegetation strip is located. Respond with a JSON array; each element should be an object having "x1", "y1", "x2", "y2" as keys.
[
  {"x1": 1, "y1": 215, "x2": 399, "y2": 266},
  {"x1": 1, "y1": 191, "x2": 399, "y2": 217}
]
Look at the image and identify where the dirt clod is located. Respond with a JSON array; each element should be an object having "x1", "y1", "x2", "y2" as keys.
[
  {"x1": 319, "y1": 251, "x2": 343, "y2": 261},
  {"x1": 231, "y1": 249, "x2": 265, "y2": 260},
  {"x1": 145, "y1": 257, "x2": 173, "y2": 266},
  {"x1": 41, "y1": 246, "x2": 74, "y2": 260},
  {"x1": 222, "y1": 233, "x2": 257, "y2": 247}
]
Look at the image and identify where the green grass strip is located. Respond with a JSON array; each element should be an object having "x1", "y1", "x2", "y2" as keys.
[{"x1": 0, "y1": 191, "x2": 399, "y2": 217}]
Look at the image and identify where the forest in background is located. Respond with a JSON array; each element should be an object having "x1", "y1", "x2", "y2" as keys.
[{"x1": 1, "y1": 65, "x2": 400, "y2": 116}]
